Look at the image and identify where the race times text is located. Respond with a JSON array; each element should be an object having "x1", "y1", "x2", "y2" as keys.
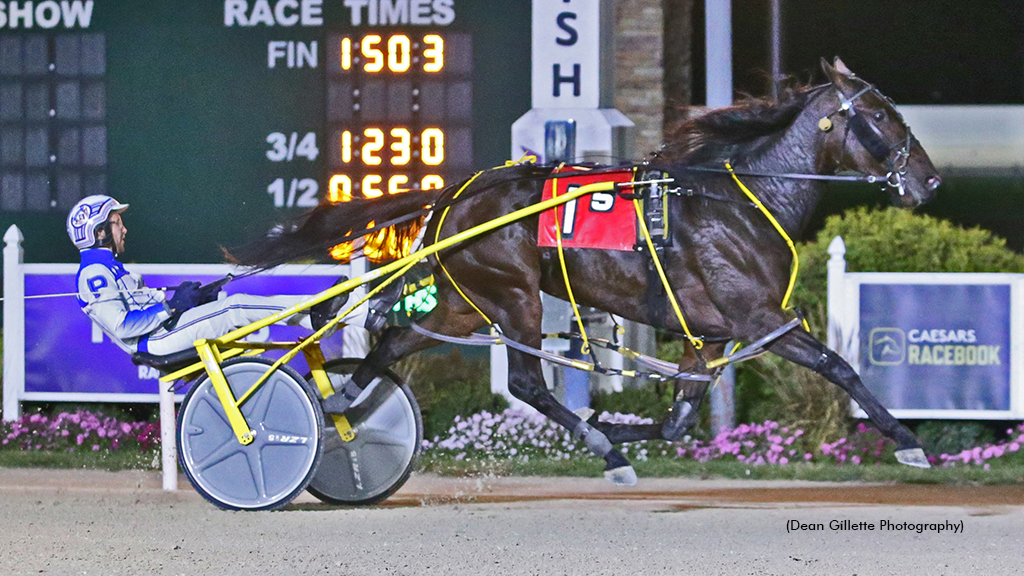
[
  {"x1": 266, "y1": 133, "x2": 319, "y2": 208},
  {"x1": 268, "y1": 178, "x2": 318, "y2": 208},
  {"x1": 223, "y1": 0, "x2": 456, "y2": 27}
]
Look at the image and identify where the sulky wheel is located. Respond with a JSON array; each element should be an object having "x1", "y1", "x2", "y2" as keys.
[
  {"x1": 177, "y1": 357, "x2": 324, "y2": 511},
  {"x1": 305, "y1": 359, "x2": 423, "y2": 506}
]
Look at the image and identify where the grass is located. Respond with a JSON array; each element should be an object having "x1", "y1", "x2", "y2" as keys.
[
  {"x1": 417, "y1": 454, "x2": 1024, "y2": 485},
  {"x1": 0, "y1": 449, "x2": 160, "y2": 471},
  {"x1": 3, "y1": 449, "x2": 1024, "y2": 485}
]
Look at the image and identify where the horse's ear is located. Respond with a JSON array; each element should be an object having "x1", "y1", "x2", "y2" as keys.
[
  {"x1": 820, "y1": 57, "x2": 834, "y2": 75},
  {"x1": 833, "y1": 57, "x2": 854, "y2": 76},
  {"x1": 821, "y1": 56, "x2": 852, "y2": 86}
]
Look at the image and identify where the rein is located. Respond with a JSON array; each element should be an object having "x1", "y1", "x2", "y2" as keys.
[
  {"x1": 677, "y1": 165, "x2": 887, "y2": 184},
  {"x1": 656, "y1": 81, "x2": 916, "y2": 195}
]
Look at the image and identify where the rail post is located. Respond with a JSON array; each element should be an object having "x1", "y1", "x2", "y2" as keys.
[
  {"x1": 826, "y1": 235, "x2": 847, "y2": 352},
  {"x1": 159, "y1": 383, "x2": 177, "y2": 491},
  {"x1": 3, "y1": 225, "x2": 24, "y2": 421}
]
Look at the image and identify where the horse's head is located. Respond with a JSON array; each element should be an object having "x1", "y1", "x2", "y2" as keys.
[{"x1": 818, "y1": 57, "x2": 941, "y2": 208}]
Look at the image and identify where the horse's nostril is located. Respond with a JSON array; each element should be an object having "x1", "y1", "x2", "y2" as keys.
[{"x1": 927, "y1": 176, "x2": 942, "y2": 191}]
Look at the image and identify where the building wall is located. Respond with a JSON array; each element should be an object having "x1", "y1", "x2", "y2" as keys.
[{"x1": 615, "y1": 0, "x2": 664, "y2": 159}]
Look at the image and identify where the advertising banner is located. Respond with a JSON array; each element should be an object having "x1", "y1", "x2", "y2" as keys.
[
  {"x1": 858, "y1": 283, "x2": 1011, "y2": 412},
  {"x1": 23, "y1": 266, "x2": 349, "y2": 399}
]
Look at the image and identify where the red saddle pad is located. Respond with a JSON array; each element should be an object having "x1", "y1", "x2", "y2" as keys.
[{"x1": 537, "y1": 167, "x2": 636, "y2": 251}]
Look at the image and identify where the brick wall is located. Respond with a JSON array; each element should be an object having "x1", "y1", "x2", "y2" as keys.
[{"x1": 615, "y1": 0, "x2": 664, "y2": 159}]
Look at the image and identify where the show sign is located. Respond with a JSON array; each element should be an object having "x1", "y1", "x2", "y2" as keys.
[{"x1": 827, "y1": 236, "x2": 1023, "y2": 419}]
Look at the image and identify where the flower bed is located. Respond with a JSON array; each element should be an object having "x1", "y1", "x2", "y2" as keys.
[
  {"x1": 1, "y1": 411, "x2": 159, "y2": 453},
  {"x1": 423, "y1": 408, "x2": 1024, "y2": 468},
  {"x1": 3, "y1": 408, "x2": 1023, "y2": 471},
  {"x1": 937, "y1": 422, "x2": 1024, "y2": 469}
]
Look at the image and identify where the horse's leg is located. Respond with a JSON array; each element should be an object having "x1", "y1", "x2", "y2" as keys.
[
  {"x1": 473, "y1": 292, "x2": 638, "y2": 485},
  {"x1": 322, "y1": 287, "x2": 486, "y2": 414},
  {"x1": 587, "y1": 342, "x2": 726, "y2": 443},
  {"x1": 505, "y1": 346, "x2": 639, "y2": 485},
  {"x1": 767, "y1": 327, "x2": 929, "y2": 468},
  {"x1": 661, "y1": 341, "x2": 725, "y2": 440}
]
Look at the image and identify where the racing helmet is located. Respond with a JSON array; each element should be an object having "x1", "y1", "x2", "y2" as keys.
[{"x1": 66, "y1": 195, "x2": 129, "y2": 250}]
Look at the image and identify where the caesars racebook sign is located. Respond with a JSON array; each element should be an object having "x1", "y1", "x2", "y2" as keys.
[{"x1": 858, "y1": 284, "x2": 1011, "y2": 412}]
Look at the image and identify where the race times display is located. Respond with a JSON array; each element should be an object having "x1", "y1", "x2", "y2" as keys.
[
  {"x1": 0, "y1": 1, "x2": 530, "y2": 263},
  {"x1": 324, "y1": 32, "x2": 472, "y2": 202}
]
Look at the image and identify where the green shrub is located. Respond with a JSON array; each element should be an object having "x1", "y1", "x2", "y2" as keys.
[
  {"x1": 915, "y1": 421, "x2": 996, "y2": 457},
  {"x1": 795, "y1": 207, "x2": 1024, "y2": 342},
  {"x1": 590, "y1": 384, "x2": 673, "y2": 420}
]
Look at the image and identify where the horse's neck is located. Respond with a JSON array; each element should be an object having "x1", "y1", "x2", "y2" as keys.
[{"x1": 737, "y1": 101, "x2": 829, "y2": 238}]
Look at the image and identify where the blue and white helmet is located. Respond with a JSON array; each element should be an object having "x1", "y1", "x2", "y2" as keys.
[{"x1": 66, "y1": 195, "x2": 129, "y2": 250}]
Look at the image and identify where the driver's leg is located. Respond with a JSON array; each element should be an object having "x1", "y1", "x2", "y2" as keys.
[{"x1": 144, "y1": 293, "x2": 366, "y2": 356}]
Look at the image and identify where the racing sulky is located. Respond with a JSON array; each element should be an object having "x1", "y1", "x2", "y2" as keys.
[{"x1": 235, "y1": 58, "x2": 943, "y2": 486}]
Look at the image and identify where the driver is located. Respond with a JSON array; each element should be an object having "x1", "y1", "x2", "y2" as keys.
[{"x1": 68, "y1": 194, "x2": 366, "y2": 357}]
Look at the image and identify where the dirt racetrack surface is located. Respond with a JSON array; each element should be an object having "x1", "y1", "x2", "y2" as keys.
[
  {"x1": 2, "y1": 468, "x2": 1022, "y2": 508},
  {"x1": 1, "y1": 469, "x2": 1023, "y2": 575},
  {"x1": 382, "y1": 474, "x2": 1024, "y2": 508}
]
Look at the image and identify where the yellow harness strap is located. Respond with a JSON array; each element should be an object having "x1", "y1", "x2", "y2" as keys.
[
  {"x1": 433, "y1": 170, "x2": 492, "y2": 324},
  {"x1": 632, "y1": 198, "x2": 703, "y2": 350},
  {"x1": 550, "y1": 174, "x2": 592, "y2": 354},
  {"x1": 724, "y1": 161, "x2": 810, "y2": 331},
  {"x1": 433, "y1": 156, "x2": 540, "y2": 323}
]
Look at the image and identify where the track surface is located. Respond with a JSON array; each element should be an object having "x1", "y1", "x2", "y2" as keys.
[{"x1": 1, "y1": 469, "x2": 1022, "y2": 575}]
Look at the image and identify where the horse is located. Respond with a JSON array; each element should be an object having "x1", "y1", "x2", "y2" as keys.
[{"x1": 235, "y1": 58, "x2": 942, "y2": 485}]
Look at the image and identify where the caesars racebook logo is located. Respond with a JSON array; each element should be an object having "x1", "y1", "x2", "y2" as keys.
[{"x1": 869, "y1": 328, "x2": 1001, "y2": 367}]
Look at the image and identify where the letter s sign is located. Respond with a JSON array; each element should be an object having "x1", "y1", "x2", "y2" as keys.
[{"x1": 556, "y1": 12, "x2": 577, "y2": 46}]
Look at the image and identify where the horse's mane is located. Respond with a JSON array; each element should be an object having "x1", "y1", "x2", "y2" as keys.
[{"x1": 656, "y1": 83, "x2": 827, "y2": 165}]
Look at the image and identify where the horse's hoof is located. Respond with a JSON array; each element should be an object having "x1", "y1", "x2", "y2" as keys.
[
  {"x1": 573, "y1": 407, "x2": 596, "y2": 422},
  {"x1": 895, "y1": 448, "x2": 931, "y2": 469},
  {"x1": 604, "y1": 465, "x2": 638, "y2": 487}
]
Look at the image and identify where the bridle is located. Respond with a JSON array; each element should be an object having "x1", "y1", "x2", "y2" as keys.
[
  {"x1": 819, "y1": 82, "x2": 915, "y2": 196},
  {"x1": 668, "y1": 81, "x2": 919, "y2": 198}
]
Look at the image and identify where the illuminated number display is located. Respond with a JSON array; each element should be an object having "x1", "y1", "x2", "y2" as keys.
[{"x1": 326, "y1": 33, "x2": 472, "y2": 203}]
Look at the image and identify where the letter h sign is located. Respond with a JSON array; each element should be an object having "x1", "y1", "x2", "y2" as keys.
[{"x1": 530, "y1": 0, "x2": 611, "y2": 109}]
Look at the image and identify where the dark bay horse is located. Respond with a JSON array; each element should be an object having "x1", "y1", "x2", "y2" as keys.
[{"x1": 237, "y1": 59, "x2": 942, "y2": 485}]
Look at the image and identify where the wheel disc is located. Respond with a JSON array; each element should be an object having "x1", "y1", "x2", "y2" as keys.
[
  {"x1": 307, "y1": 360, "x2": 422, "y2": 505},
  {"x1": 178, "y1": 359, "x2": 323, "y2": 510}
]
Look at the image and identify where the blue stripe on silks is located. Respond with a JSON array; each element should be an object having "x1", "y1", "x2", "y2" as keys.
[{"x1": 121, "y1": 303, "x2": 168, "y2": 334}]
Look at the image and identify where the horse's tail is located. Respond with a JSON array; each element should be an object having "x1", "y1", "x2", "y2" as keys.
[{"x1": 229, "y1": 189, "x2": 442, "y2": 269}]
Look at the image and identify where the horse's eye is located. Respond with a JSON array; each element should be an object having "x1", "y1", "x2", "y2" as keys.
[{"x1": 872, "y1": 111, "x2": 886, "y2": 122}]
